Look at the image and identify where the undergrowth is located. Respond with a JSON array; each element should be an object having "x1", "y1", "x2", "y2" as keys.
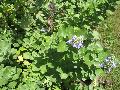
[{"x1": 97, "y1": 4, "x2": 120, "y2": 90}]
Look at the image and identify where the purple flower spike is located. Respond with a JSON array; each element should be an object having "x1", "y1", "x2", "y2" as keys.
[
  {"x1": 111, "y1": 61, "x2": 116, "y2": 68},
  {"x1": 66, "y1": 40, "x2": 72, "y2": 44},
  {"x1": 99, "y1": 55, "x2": 117, "y2": 73},
  {"x1": 73, "y1": 43, "x2": 77, "y2": 48},
  {"x1": 77, "y1": 42, "x2": 83, "y2": 48},
  {"x1": 72, "y1": 35, "x2": 77, "y2": 40},
  {"x1": 66, "y1": 35, "x2": 84, "y2": 49}
]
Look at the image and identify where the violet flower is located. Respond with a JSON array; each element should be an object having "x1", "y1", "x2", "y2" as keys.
[
  {"x1": 99, "y1": 55, "x2": 117, "y2": 73},
  {"x1": 67, "y1": 35, "x2": 84, "y2": 49}
]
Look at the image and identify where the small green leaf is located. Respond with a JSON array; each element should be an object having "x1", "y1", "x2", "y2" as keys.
[
  {"x1": 19, "y1": 47, "x2": 27, "y2": 51},
  {"x1": 60, "y1": 73, "x2": 68, "y2": 79},
  {"x1": 56, "y1": 67, "x2": 63, "y2": 73},
  {"x1": 106, "y1": 10, "x2": 114, "y2": 15},
  {"x1": 0, "y1": 57, "x2": 4, "y2": 62},
  {"x1": 47, "y1": 63, "x2": 54, "y2": 68},
  {"x1": 98, "y1": 15, "x2": 104, "y2": 21},
  {"x1": 23, "y1": 60, "x2": 30, "y2": 66},
  {"x1": 13, "y1": 43, "x2": 20, "y2": 47},
  {"x1": 0, "y1": 13, "x2": 3, "y2": 18}
]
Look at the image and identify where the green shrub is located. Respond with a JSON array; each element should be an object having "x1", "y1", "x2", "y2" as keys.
[{"x1": 0, "y1": 0, "x2": 119, "y2": 89}]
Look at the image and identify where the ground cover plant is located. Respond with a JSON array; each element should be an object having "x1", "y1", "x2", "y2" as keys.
[
  {"x1": 97, "y1": 4, "x2": 120, "y2": 90},
  {"x1": 0, "y1": 0, "x2": 119, "y2": 90}
]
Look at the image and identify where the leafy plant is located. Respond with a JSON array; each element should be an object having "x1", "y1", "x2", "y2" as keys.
[{"x1": 0, "y1": 0, "x2": 119, "y2": 90}]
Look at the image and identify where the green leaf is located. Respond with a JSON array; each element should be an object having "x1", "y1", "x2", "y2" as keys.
[
  {"x1": 23, "y1": 60, "x2": 30, "y2": 66},
  {"x1": 0, "y1": 13, "x2": 3, "y2": 18},
  {"x1": 40, "y1": 65, "x2": 47, "y2": 74},
  {"x1": 12, "y1": 68, "x2": 22, "y2": 80},
  {"x1": 56, "y1": 67, "x2": 63, "y2": 73},
  {"x1": 19, "y1": 47, "x2": 27, "y2": 51},
  {"x1": 32, "y1": 65, "x2": 39, "y2": 71},
  {"x1": 47, "y1": 63, "x2": 54, "y2": 68},
  {"x1": 54, "y1": 86, "x2": 61, "y2": 90},
  {"x1": 116, "y1": 1, "x2": 120, "y2": 5},
  {"x1": 84, "y1": 24, "x2": 91, "y2": 30},
  {"x1": 13, "y1": 43, "x2": 19, "y2": 47},
  {"x1": 8, "y1": 81, "x2": 17, "y2": 88},
  {"x1": 11, "y1": 48, "x2": 17, "y2": 54},
  {"x1": 73, "y1": 52, "x2": 79, "y2": 60},
  {"x1": 57, "y1": 41, "x2": 68, "y2": 52},
  {"x1": 106, "y1": 10, "x2": 114, "y2": 15},
  {"x1": 98, "y1": 51, "x2": 109, "y2": 62},
  {"x1": 23, "y1": 52, "x2": 32, "y2": 60},
  {"x1": 98, "y1": 15, "x2": 104, "y2": 21},
  {"x1": 84, "y1": 54, "x2": 93, "y2": 67},
  {"x1": 0, "y1": 57, "x2": 4, "y2": 62},
  {"x1": 92, "y1": 31, "x2": 100, "y2": 40},
  {"x1": 0, "y1": 77, "x2": 8, "y2": 86},
  {"x1": 58, "y1": 26, "x2": 67, "y2": 38},
  {"x1": 60, "y1": 73, "x2": 68, "y2": 79},
  {"x1": 95, "y1": 69, "x2": 104, "y2": 76}
]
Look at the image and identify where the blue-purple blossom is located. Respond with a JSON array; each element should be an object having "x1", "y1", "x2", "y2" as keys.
[
  {"x1": 111, "y1": 61, "x2": 116, "y2": 67},
  {"x1": 99, "y1": 55, "x2": 117, "y2": 73},
  {"x1": 105, "y1": 56, "x2": 111, "y2": 62},
  {"x1": 67, "y1": 35, "x2": 84, "y2": 49}
]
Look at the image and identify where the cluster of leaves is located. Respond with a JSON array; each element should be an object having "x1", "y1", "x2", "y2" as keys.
[{"x1": 0, "y1": 0, "x2": 119, "y2": 90}]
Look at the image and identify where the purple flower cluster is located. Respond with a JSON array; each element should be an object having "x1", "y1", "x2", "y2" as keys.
[
  {"x1": 66, "y1": 35, "x2": 84, "y2": 49},
  {"x1": 99, "y1": 56, "x2": 117, "y2": 73}
]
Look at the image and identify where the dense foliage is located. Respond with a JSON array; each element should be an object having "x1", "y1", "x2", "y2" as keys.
[{"x1": 0, "y1": 0, "x2": 119, "y2": 90}]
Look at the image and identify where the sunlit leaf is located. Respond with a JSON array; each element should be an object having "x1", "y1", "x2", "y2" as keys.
[
  {"x1": 18, "y1": 55, "x2": 23, "y2": 62},
  {"x1": 57, "y1": 41, "x2": 68, "y2": 52}
]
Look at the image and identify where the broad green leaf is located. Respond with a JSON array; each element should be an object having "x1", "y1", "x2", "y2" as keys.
[
  {"x1": 40, "y1": 65, "x2": 47, "y2": 74},
  {"x1": 23, "y1": 52, "x2": 32, "y2": 59},
  {"x1": 8, "y1": 81, "x2": 17, "y2": 88},
  {"x1": 12, "y1": 68, "x2": 22, "y2": 80},
  {"x1": 58, "y1": 26, "x2": 67, "y2": 38},
  {"x1": 0, "y1": 77, "x2": 8, "y2": 86},
  {"x1": 92, "y1": 31, "x2": 100, "y2": 39},
  {"x1": 11, "y1": 48, "x2": 17, "y2": 54},
  {"x1": 84, "y1": 54, "x2": 93, "y2": 67},
  {"x1": 17, "y1": 55, "x2": 23, "y2": 62},
  {"x1": 57, "y1": 41, "x2": 68, "y2": 52},
  {"x1": 95, "y1": 69, "x2": 104, "y2": 76},
  {"x1": 23, "y1": 60, "x2": 30, "y2": 66}
]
